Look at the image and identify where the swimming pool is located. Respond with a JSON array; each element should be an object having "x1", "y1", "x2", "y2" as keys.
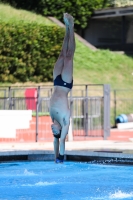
[{"x1": 0, "y1": 161, "x2": 133, "y2": 200}]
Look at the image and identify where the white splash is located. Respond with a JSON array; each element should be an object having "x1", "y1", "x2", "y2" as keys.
[
  {"x1": 24, "y1": 169, "x2": 36, "y2": 176},
  {"x1": 22, "y1": 181, "x2": 57, "y2": 187},
  {"x1": 109, "y1": 190, "x2": 133, "y2": 199},
  {"x1": 82, "y1": 191, "x2": 133, "y2": 200},
  {"x1": 81, "y1": 196, "x2": 105, "y2": 200},
  {"x1": 35, "y1": 181, "x2": 57, "y2": 186}
]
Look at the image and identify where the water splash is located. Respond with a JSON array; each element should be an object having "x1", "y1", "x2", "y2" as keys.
[
  {"x1": 109, "y1": 190, "x2": 133, "y2": 199},
  {"x1": 22, "y1": 181, "x2": 57, "y2": 187},
  {"x1": 24, "y1": 169, "x2": 36, "y2": 176},
  {"x1": 82, "y1": 197, "x2": 104, "y2": 200},
  {"x1": 82, "y1": 191, "x2": 133, "y2": 200},
  {"x1": 35, "y1": 181, "x2": 57, "y2": 186}
]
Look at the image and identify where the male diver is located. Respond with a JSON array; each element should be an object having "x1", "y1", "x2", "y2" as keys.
[{"x1": 50, "y1": 13, "x2": 75, "y2": 163}]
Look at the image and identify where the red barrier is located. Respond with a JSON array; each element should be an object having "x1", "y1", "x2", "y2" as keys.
[{"x1": 25, "y1": 88, "x2": 37, "y2": 111}]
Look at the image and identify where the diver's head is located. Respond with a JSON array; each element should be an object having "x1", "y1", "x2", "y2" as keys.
[{"x1": 51, "y1": 124, "x2": 61, "y2": 138}]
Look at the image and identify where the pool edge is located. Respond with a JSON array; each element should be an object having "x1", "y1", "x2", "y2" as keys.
[{"x1": 0, "y1": 150, "x2": 133, "y2": 165}]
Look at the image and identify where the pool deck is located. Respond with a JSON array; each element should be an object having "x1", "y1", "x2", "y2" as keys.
[{"x1": 0, "y1": 140, "x2": 133, "y2": 164}]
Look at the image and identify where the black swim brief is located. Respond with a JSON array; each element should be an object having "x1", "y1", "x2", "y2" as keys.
[{"x1": 54, "y1": 74, "x2": 73, "y2": 89}]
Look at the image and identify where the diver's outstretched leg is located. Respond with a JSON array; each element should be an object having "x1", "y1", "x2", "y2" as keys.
[
  {"x1": 62, "y1": 14, "x2": 75, "y2": 83},
  {"x1": 53, "y1": 14, "x2": 69, "y2": 80},
  {"x1": 53, "y1": 137, "x2": 59, "y2": 161}
]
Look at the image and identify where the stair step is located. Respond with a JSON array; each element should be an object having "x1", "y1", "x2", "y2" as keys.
[
  {"x1": 107, "y1": 136, "x2": 130, "y2": 142},
  {"x1": 73, "y1": 136, "x2": 103, "y2": 141}
]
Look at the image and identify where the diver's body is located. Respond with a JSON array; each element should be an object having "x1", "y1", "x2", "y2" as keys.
[{"x1": 50, "y1": 13, "x2": 75, "y2": 163}]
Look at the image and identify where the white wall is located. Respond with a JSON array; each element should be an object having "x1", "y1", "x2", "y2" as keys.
[{"x1": 0, "y1": 110, "x2": 32, "y2": 138}]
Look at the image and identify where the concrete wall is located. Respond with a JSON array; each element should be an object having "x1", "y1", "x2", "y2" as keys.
[
  {"x1": 84, "y1": 17, "x2": 121, "y2": 46},
  {"x1": 84, "y1": 15, "x2": 133, "y2": 51}
]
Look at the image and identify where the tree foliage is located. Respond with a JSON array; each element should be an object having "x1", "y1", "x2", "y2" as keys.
[{"x1": 0, "y1": 0, "x2": 109, "y2": 30}]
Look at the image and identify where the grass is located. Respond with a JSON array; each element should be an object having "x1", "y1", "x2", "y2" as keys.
[
  {"x1": 32, "y1": 112, "x2": 50, "y2": 116},
  {"x1": 0, "y1": 3, "x2": 54, "y2": 25},
  {"x1": 74, "y1": 41, "x2": 133, "y2": 89},
  {"x1": 0, "y1": 3, "x2": 133, "y2": 89}
]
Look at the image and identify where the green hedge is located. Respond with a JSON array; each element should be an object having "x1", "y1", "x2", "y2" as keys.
[
  {"x1": 0, "y1": 0, "x2": 109, "y2": 31},
  {"x1": 0, "y1": 21, "x2": 64, "y2": 82},
  {"x1": 32, "y1": 111, "x2": 50, "y2": 116}
]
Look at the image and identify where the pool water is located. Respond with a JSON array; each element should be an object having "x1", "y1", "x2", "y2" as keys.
[{"x1": 0, "y1": 161, "x2": 133, "y2": 200}]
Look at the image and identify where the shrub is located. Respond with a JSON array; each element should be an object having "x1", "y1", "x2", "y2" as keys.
[{"x1": 0, "y1": 21, "x2": 64, "y2": 82}]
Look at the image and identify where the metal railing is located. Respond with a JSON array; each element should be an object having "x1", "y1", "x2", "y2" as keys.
[
  {"x1": 0, "y1": 84, "x2": 110, "y2": 142},
  {"x1": 0, "y1": 86, "x2": 132, "y2": 129},
  {"x1": 71, "y1": 97, "x2": 104, "y2": 138},
  {"x1": 111, "y1": 89, "x2": 133, "y2": 127}
]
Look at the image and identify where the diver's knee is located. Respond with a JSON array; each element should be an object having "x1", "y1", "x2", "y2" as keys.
[
  {"x1": 66, "y1": 50, "x2": 73, "y2": 59},
  {"x1": 60, "y1": 138, "x2": 65, "y2": 144},
  {"x1": 59, "y1": 50, "x2": 65, "y2": 58}
]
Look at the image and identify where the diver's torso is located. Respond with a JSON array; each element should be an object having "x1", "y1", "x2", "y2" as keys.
[{"x1": 50, "y1": 86, "x2": 70, "y2": 126}]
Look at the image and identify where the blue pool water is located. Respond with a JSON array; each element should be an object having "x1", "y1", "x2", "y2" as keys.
[{"x1": 0, "y1": 161, "x2": 133, "y2": 200}]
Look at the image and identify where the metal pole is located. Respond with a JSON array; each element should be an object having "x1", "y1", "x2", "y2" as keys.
[
  {"x1": 68, "y1": 89, "x2": 73, "y2": 141},
  {"x1": 103, "y1": 84, "x2": 110, "y2": 140},
  {"x1": 70, "y1": 89, "x2": 73, "y2": 117},
  {"x1": 36, "y1": 86, "x2": 40, "y2": 142},
  {"x1": 50, "y1": 88, "x2": 53, "y2": 97},
  {"x1": 114, "y1": 89, "x2": 117, "y2": 127},
  {"x1": 3, "y1": 89, "x2": 6, "y2": 109},
  {"x1": 8, "y1": 86, "x2": 12, "y2": 110},
  {"x1": 85, "y1": 85, "x2": 89, "y2": 136}
]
